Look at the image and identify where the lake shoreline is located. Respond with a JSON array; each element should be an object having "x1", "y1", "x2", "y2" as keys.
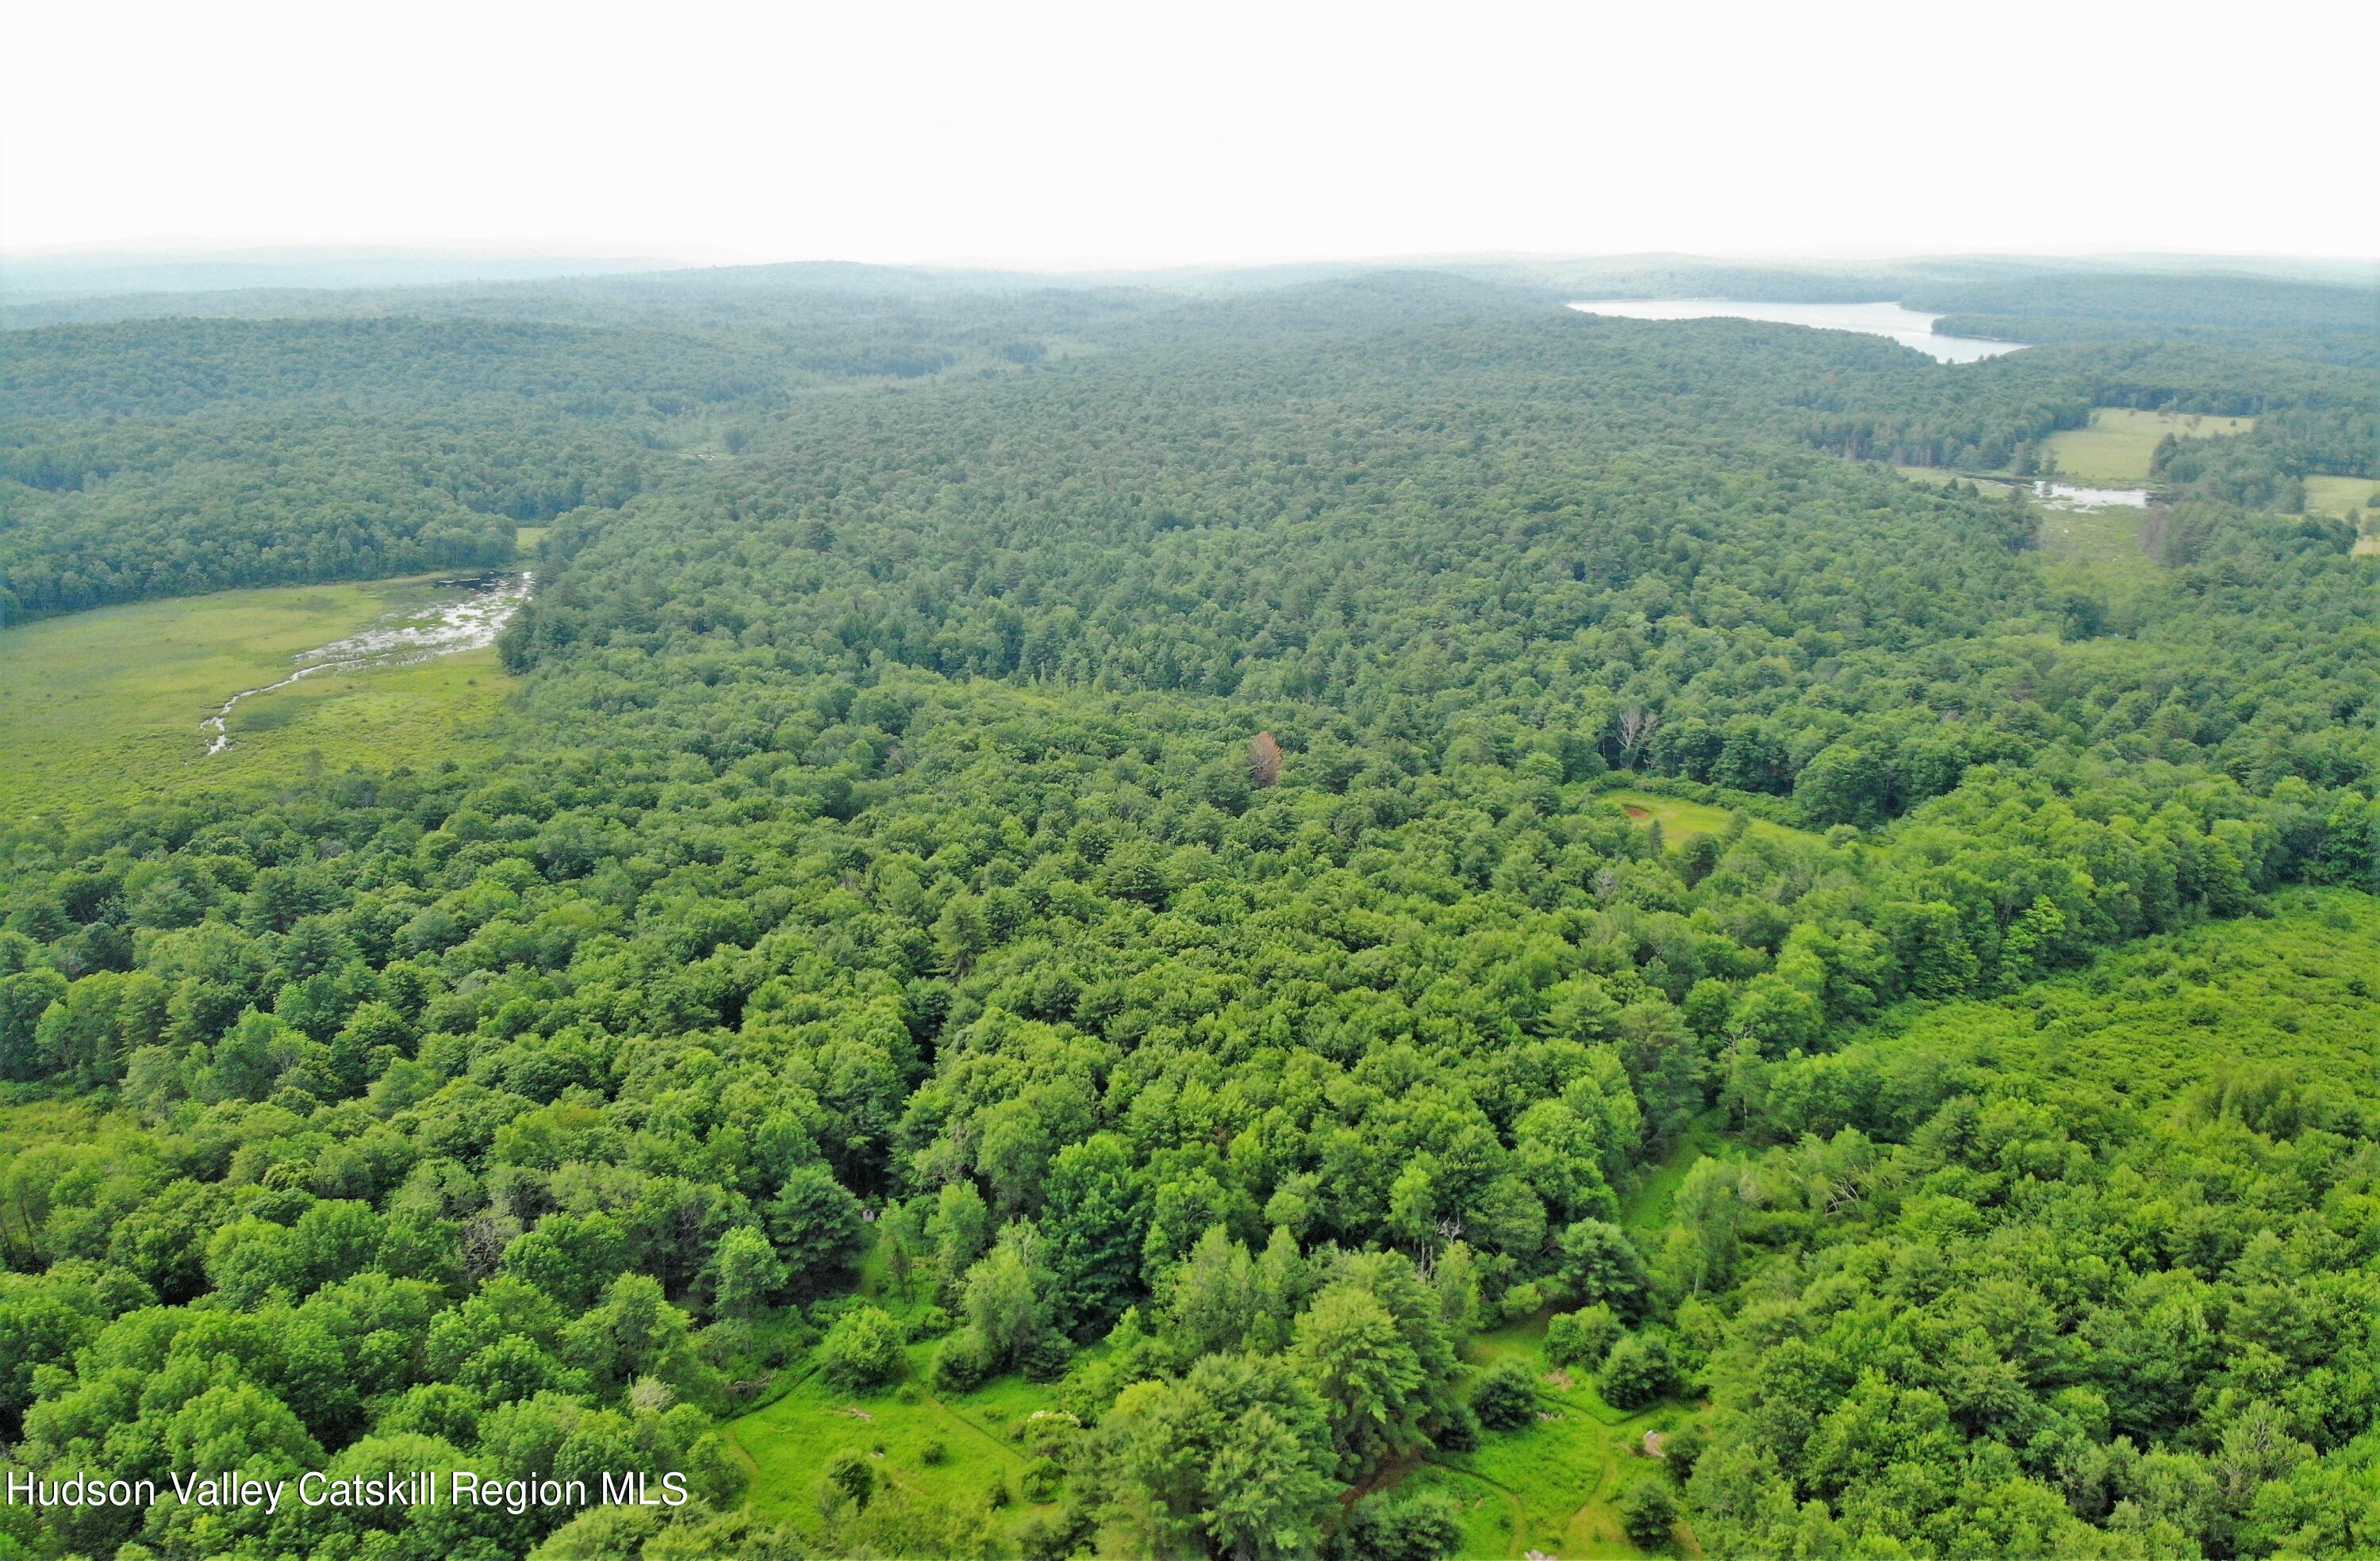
[{"x1": 1568, "y1": 297, "x2": 2029, "y2": 362}]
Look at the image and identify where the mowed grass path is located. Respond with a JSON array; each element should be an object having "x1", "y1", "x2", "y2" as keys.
[
  {"x1": 0, "y1": 573, "x2": 516, "y2": 819},
  {"x1": 2044, "y1": 408, "x2": 2255, "y2": 483}
]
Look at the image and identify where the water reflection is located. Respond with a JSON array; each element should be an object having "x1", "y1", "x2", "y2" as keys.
[{"x1": 202, "y1": 570, "x2": 532, "y2": 754}]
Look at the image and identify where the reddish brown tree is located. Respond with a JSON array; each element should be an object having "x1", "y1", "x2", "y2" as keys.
[{"x1": 1249, "y1": 731, "x2": 1283, "y2": 789}]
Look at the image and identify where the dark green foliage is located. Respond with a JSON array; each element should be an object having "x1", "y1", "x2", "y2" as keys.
[
  {"x1": 817, "y1": 1304, "x2": 906, "y2": 1390},
  {"x1": 1339, "y1": 1488, "x2": 1466, "y2": 1561},
  {"x1": 1599, "y1": 1333, "x2": 1680, "y2": 1411},
  {"x1": 1662, "y1": 1422, "x2": 1707, "y2": 1483},
  {"x1": 821, "y1": 1448, "x2": 877, "y2": 1514},
  {"x1": 1545, "y1": 1303, "x2": 1621, "y2": 1371},
  {"x1": 1471, "y1": 1360, "x2": 1541, "y2": 1431},
  {"x1": 1618, "y1": 1479, "x2": 1679, "y2": 1548}
]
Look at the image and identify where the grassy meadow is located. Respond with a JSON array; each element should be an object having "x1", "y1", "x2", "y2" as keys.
[
  {"x1": 2042, "y1": 407, "x2": 2255, "y2": 482},
  {"x1": 724, "y1": 1347, "x2": 1072, "y2": 1544},
  {"x1": 0, "y1": 573, "x2": 517, "y2": 820},
  {"x1": 1601, "y1": 789, "x2": 1812, "y2": 846},
  {"x1": 2303, "y1": 474, "x2": 2379, "y2": 518}
]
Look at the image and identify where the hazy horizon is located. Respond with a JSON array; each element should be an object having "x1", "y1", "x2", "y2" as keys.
[{"x1": 6, "y1": 3, "x2": 2374, "y2": 269}]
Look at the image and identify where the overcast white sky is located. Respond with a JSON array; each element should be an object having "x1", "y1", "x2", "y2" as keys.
[{"x1": 4, "y1": 0, "x2": 2374, "y2": 268}]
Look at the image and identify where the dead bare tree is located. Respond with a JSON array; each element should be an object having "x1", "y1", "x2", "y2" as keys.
[
  {"x1": 1248, "y1": 731, "x2": 1283, "y2": 789},
  {"x1": 1616, "y1": 704, "x2": 1658, "y2": 764}
]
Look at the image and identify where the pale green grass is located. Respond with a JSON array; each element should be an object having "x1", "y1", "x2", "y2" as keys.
[
  {"x1": 725, "y1": 1227, "x2": 1070, "y2": 1544},
  {"x1": 2032, "y1": 501, "x2": 2159, "y2": 592},
  {"x1": 1601, "y1": 790, "x2": 1810, "y2": 846},
  {"x1": 0, "y1": 1096, "x2": 133, "y2": 1147},
  {"x1": 723, "y1": 1348, "x2": 1065, "y2": 1542},
  {"x1": 0, "y1": 575, "x2": 517, "y2": 821},
  {"x1": 2044, "y1": 408, "x2": 2255, "y2": 483},
  {"x1": 513, "y1": 525, "x2": 551, "y2": 551},
  {"x1": 2304, "y1": 474, "x2": 2379, "y2": 518}
]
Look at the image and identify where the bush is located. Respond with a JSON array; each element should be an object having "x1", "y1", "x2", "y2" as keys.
[
  {"x1": 1471, "y1": 1360, "x2": 1540, "y2": 1431},
  {"x1": 1017, "y1": 1505, "x2": 1097, "y2": 1561},
  {"x1": 906, "y1": 1304, "x2": 955, "y2": 1340},
  {"x1": 1497, "y1": 1280, "x2": 1545, "y2": 1322},
  {"x1": 1600, "y1": 1333, "x2": 1680, "y2": 1411},
  {"x1": 820, "y1": 1450, "x2": 876, "y2": 1517},
  {"x1": 1619, "y1": 1480, "x2": 1679, "y2": 1548},
  {"x1": 919, "y1": 1438, "x2": 949, "y2": 1466},
  {"x1": 932, "y1": 1328, "x2": 992, "y2": 1392},
  {"x1": 817, "y1": 1303, "x2": 906, "y2": 1390},
  {"x1": 1664, "y1": 1422, "x2": 1708, "y2": 1482},
  {"x1": 1434, "y1": 1401, "x2": 1481, "y2": 1453},
  {"x1": 1342, "y1": 1489, "x2": 1466, "y2": 1561},
  {"x1": 1019, "y1": 1329, "x2": 1075, "y2": 1384},
  {"x1": 1019, "y1": 1455, "x2": 1064, "y2": 1502},
  {"x1": 1545, "y1": 1302, "x2": 1622, "y2": 1371}
]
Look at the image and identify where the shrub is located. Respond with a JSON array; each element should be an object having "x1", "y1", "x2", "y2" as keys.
[
  {"x1": 1497, "y1": 1280, "x2": 1545, "y2": 1322},
  {"x1": 1472, "y1": 1360, "x2": 1540, "y2": 1431},
  {"x1": 1545, "y1": 1302, "x2": 1622, "y2": 1371},
  {"x1": 1020, "y1": 1455, "x2": 1063, "y2": 1502},
  {"x1": 817, "y1": 1303, "x2": 906, "y2": 1390},
  {"x1": 1019, "y1": 1329, "x2": 1075, "y2": 1384},
  {"x1": 907, "y1": 1304, "x2": 955, "y2": 1340},
  {"x1": 820, "y1": 1450, "x2": 875, "y2": 1517},
  {"x1": 932, "y1": 1328, "x2": 992, "y2": 1392},
  {"x1": 919, "y1": 1439, "x2": 949, "y2": 1466},
  {"x1": 1619, "y1": 1480, "x2": 1679, "y2": 1548},
  {"x1": 1664, "y1": 1422, "x2": 1709, "y2": 1482},
  {"x1": 1600, "y1": 1333, "x2": 1680, "y2": 1411},
  {"x1": 1017, "y1": 1505, "x2": 1097, "y2": 1561},
  {"x1": 1343, "y1": 1489, "x2": 1466, "y2": 1561}
]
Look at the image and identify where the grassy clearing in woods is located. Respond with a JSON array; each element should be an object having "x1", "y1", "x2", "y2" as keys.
[
  {"x1": 2043, "y1": 407, "x2": 2255, "y2": 482},
  {"x1": 0, "y1": 573, "x2": 516, "y2": 820}
]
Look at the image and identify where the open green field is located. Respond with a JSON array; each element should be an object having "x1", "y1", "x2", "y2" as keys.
[
  {"x1": 1601, "y1": 789, "x2": 1811, "y2": 846},
  {"x1": 2043, "y1": 407, "x2": 2255, "y2": 482},
  {"x1": 0, "y1": 574, "x2": 516, "y2": 820},
  {"x1": 2031, "y1": 495, "x2": 2161, "y2": 591},
  {"x1": 2304, "y1": 474, "x2": 2379, "y2": 518},
  {"x1": 724, "y1": 1351, "x2": 1069, "y2": 1543}
]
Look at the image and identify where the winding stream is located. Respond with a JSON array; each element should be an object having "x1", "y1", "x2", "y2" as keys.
[{"x1": 203, "y1": 570, "x2": 532, "y2": 754}]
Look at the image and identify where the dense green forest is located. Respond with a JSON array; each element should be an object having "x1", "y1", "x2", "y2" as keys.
[{"x1": 1, "y1": 257, "x2": 2376, "y2": 1561}]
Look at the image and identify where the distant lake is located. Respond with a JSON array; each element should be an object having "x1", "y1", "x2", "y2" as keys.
[{"x1": 1568, "y1": 299, "x2": 2027, "y2": 363}]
